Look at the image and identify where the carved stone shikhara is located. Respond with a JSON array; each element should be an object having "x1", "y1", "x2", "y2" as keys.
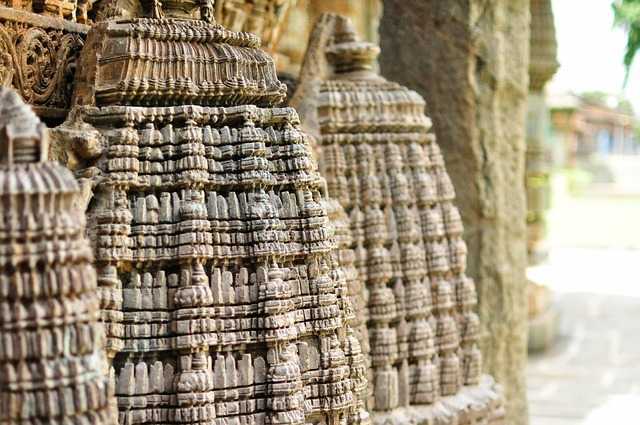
[
  {"x1": 62, "y1": 9, "x2": 366, "y2": 425},
  {"x1": 303, "y1": 15, "x2": 503, "y2": 425},
  {"x1": 0, "y1": 87, "x2": 117, "y2": 425}
]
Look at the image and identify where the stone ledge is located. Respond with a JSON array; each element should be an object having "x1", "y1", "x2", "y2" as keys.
[
  {"x1": 0, "y1": 7, "x2": 89, "y2": 32},
  {"x1": 372, "y1": 375, "x2": 504, "y2": 425}
]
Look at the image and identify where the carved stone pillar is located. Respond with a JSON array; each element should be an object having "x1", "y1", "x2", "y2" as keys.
[{"x1": 527, "y1": 0, "x2": 559, "y2": 264}]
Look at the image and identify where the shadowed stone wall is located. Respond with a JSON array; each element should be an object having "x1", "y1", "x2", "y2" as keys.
[{"x1": 378, "y1": 2, "x2": 530, "y2": 425}]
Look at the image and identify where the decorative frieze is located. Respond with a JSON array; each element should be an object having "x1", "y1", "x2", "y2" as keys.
[{"x1": 0, "y1": 7, "x2": 87, "y2": 120}]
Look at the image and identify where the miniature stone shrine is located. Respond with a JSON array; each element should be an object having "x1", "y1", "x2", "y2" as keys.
[
  {"x1": 58, "y1": 3, "x2": 366, "y2": 424},
  {"x1": 0, "y1": 0, "x2": 296, "y2": 123},
  {"x1": 296, "y1": 15, "x2": 504, "y2": 425},
  {"x1": 0, "y1": 87, "x2": 117, "y2": 425}
]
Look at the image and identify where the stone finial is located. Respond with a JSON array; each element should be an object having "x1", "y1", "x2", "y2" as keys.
[
  {"x1": 326, "y1": 15, "x2": 380, "y2": 75},
  {"x1": 0, "y1": 88, "x2": 48, "y2": 165}
]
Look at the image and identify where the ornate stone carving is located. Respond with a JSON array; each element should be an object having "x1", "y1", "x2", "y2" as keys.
[
  {"x1": 92, "y1": 0, "x2": 296, "y2": 53},
  {"x1": 214, "y1": 0, "x2": 296, "y2": 52},
  {"x1": 72, "y1": 19, "x2": 285, "y2": 108},
  {"x1": 0, "y1": 87, "x2": 117, "y2": 425},
  {"x1": 293, "y1": 14, "x2": 504, "y2": 425},
  {"x1": 0, "y1": 8, "x2": 87, "y2": 120},
  {"x1": 0, "y1": 0, "x2": 297, "y2": 119},
  {"x1": 61, "y1": 8, "x2": 364, "y2": 425}
]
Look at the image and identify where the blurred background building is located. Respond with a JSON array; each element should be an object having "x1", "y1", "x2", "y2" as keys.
[{"x1": 550, "y1": 93, "x2": 638, "y2": 166}]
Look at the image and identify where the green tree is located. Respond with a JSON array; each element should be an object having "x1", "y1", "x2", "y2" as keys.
[{"x1": 613, "y1": 0, "x2": 640, "y2": 83}]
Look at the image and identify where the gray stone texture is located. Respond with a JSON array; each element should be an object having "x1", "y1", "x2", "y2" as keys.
[{"x1": 378, "y1": 2, "x2": 530, "y2": 425}]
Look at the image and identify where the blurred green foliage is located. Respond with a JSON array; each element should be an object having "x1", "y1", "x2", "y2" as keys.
[{"x1": 613, "y1": 0, "x2": 640, "y2": 83}]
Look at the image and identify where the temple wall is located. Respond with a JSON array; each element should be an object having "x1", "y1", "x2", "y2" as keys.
[{"x1": 378, "y1": 2, "x2": 530, "y2": 425}]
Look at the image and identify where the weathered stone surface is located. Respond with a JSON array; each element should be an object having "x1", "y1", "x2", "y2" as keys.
[
  {"x1": 59, "y1": 6, "x2": 365, "y2": 425},
  {"x1": 293, "y1": 13, "x2": 504, "y2": 425},
  {"x1": 72, "y1": 19, "x2": 286, "y2": 107},
  {"x1": 0, "y1": 7, "x2": 88, "y2": 121},
  {"x1": 378, "y1": 2, "x2": 530, "y2": 425},
  {"x1": 0, "y1": 86, "x2": 117, "y2": 425}
]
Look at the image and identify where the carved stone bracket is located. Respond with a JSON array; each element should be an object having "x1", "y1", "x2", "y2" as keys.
[{"x1": 0, "y1": 6, "x2": 88, "y2": 120}]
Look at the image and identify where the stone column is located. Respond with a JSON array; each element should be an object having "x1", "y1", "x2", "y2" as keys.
[
  {"x1": 378, "y1": 2, "x2": 530, "y2": 425},
  {"x1": 528, "y1": 0, "x2": 559, "y2": 264}
]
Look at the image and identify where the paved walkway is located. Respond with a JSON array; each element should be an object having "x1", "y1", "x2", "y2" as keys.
[
  {"x1": 527, "y1": 248, "x2": 640, "y2": 425},
  {"x1": 525, "y1": 158, "x2": 640, "y2": 424}
]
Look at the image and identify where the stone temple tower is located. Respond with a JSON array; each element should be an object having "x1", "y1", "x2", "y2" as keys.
[
  {"x1": 297, "y1": 15, "x2": 505, "y2": 425},
  {"x1": 0, "y1": 87, "x2": 117, "y2": 425},
  {"x1": 60, "y1": 2, "x2": 366, "y2": 425}
]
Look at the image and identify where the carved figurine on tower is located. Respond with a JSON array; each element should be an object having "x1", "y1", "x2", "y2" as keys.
[{"x1": 58, "y1": 2, "x2": 365, "y2": 425}]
